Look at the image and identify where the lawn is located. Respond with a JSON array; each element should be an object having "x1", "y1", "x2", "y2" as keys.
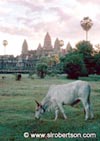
[{"x1": 0, "y1": 74, "x2": 100, "y2": 141}]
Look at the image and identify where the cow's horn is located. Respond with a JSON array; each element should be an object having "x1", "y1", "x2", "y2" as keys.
[{"x1": 35, "y1": 100, "x2": 40, "y2": 106}]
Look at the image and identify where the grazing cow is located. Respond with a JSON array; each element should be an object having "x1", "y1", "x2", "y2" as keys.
[
  {"x1": 35, "y1": 80, "x2": 94, "y2": 120},
  {"x1": 2, "y1": 76, "x2": 6, "y2": 80},
  {"x1": 16, "y1": 74, "x2": 22, "y2": 81}
]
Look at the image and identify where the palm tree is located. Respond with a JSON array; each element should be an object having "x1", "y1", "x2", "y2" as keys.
[
  {"x1": 80, "y1": 17, "x2": 93, "y2": 41},
  {"x1": 59, "y1": 40, "x2": 64, "y2": 55},
  {"x1": 3, "y1": 40, "x2": 8, "y2": 55}
]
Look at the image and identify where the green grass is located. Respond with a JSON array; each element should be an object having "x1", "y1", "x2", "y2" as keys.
[{"x1": 0, "y1": 74, "x2": 100, "y2": 141}]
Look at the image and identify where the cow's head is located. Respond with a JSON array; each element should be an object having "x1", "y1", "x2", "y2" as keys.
[{"x1": 35, "y1": 100, "x2": 45, "y2": 119}]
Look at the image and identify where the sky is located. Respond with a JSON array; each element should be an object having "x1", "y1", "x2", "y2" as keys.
[{"x1": 0, "y1": 0, "x2": 100, "y2": 56}]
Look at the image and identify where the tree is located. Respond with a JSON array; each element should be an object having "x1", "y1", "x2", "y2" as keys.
[
  {"x1": 80, "y1": 17, "x2": 93, "y2": 41},
  {"x1": 39, "y1": 55, "x2": 62, "y2": 76},
  {"x1": 39, "y1": 56, "x2": 55, "y2": 67},
  {"x1": 76, "y1": 40, "x2": 94, "y2": 74},
  {"x1": 94, "y1": 53, "x2": 100, "y2": 74},
  {"x1": 36, "y1": 63, "x2": 48, "y2": 78},
  {"x1": 76, "y1": 40, "x2": 93, "y2": 56},
  {"x1": 63, "y1": 52, "x2": 87, "y2": 79},
  {"x1": 3, "y1": 40, "x2": 8, "y2": 55},
  {"x1": 95, "y1": 44, "x2": 100, "y2": 53},
  {"x1": 39, "y1": 56, "x2": 49, "y2": 64}
]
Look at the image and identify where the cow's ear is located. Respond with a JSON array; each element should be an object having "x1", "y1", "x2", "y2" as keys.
[{"x1": 35, "y1": 100, "x2": 41, "y2": 107}]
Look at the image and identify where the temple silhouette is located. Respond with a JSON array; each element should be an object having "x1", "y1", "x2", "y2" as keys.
[
  {"x1": 21, "y1": 32, "x2": 72, "y2": 59},
  {"x1": 0, "y1": 32, "x2": 72, "y2": 73}
]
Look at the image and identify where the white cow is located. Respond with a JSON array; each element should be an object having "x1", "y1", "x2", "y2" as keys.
[{"x1": 35, "y1": 80, "x2": 94, "y2": 120}]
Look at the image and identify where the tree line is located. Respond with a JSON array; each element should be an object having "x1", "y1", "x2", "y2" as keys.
[{"x1": 36, "y1": 40, "x2": 100, "y2": 79}]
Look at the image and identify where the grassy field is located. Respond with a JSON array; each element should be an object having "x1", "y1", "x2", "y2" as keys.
[{"x1": 0, "y1": 74, "x2": 100, "y2": 141}]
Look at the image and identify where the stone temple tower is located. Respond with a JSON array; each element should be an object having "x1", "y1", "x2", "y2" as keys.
[
  {"x1": 21, "y1": 39, "x2": 28, "y2": 55},
  {"x1": 43, "y1": 32, "x2": 53, "y2": 51},
  {"x1": 42, "y1": 32, "x2": 53, "y2": 56},
  {"x1": 54, "y1": 38, "x2": 61, "y2": 54}
]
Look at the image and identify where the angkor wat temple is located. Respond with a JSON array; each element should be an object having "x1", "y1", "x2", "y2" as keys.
[{"x1": 0, "y1": 32, "x2": 72, "y2": 73}]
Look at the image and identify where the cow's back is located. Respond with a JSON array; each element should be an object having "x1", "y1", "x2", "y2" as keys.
[{"x1": 46, "y1": 80, "x2": 90, "y2": 104}]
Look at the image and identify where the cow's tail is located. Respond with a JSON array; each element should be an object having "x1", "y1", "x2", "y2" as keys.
[
  {"x1": 84, "y1": 84, "x2": 91, "y2": 115},
  {"x1": 87, "y1": 84, "x2": 91, "y2": 105}
]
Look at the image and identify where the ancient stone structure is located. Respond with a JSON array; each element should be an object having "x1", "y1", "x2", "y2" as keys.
[
  {"x1": 54, "y1": 38, "x2": 61, "y2": 54},
  {"x1": 0, "y1": 32, "x2": 72, "y2": 73},
  {"x1": 21, "y1": 32, "x2": 70, "y2": 59},
  {"x1": 21, "y1": 39, "x2": 28, "y2": 55},
  {"x1": 66, "y1": 42, "x2": 73, "y2": 54},
  {"x1": 43, "y1": 32, "x2": 53, "y2": 51}
]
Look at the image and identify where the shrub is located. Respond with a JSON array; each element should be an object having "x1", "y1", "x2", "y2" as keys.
[
  {"x1": 36, "y1": 63, "x2": 48, "y2": 78},
  {"x1": 63, "y1": 53, "x2": 87, "y2": 79}
]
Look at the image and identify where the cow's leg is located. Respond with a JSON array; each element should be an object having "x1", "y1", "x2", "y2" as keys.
[
  {"x1": 81, "y1": 100, "x2": 90, "y2": 120},
  {"x1": 89, "y1": 104, "x2": 94, "y2": 119},
  {"x1": 54, "y1": 108, "x2": 59, "y2": 120},
  {"x1": 85, "y1": 104, "x2": 90, "y2": 120},
  {"x1": 51, "y1": 99, "x2": 59, "y2": 120},
  {"x1": 58, "y1": 104, "x2": 67, "y2": 119},
  {"x1": 81, "y1": 98, "x2": 94, "y2": 120}
]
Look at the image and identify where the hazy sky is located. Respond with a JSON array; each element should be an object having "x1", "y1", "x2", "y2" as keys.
[{"x1": 0, "y1": 0, "x2": 100, "y2": 56}]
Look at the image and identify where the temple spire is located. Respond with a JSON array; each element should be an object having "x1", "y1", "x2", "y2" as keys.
[
  {"x1": 21, "y1": 39, "x2": 28, "y2": 55},
  {"x1": 43, "y1": 32, "x2": 53, "y2": 50}
]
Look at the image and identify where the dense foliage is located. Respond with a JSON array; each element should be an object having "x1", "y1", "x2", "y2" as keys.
[
  {"x1": 76, "y1": 40, "x2": 93, "y2": 56},
  {"x1": 60, "y1": 40, "x2": 100, "y2": 79},
  {"x1": 76, "y1": 40, "x2": 95, "y2": 74},
  {"x1": 36, "y1": 63, "x2": 48, "y2": 78},
  {"x1": 35, "y1": 40, "x2": 100, "y2": 79},
  {"x1": 61, "y1": 52, "x2": 87, "y2": 79},
  {"x1": 94, "y1": 53, "x2": 100, "y2": 74}
]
